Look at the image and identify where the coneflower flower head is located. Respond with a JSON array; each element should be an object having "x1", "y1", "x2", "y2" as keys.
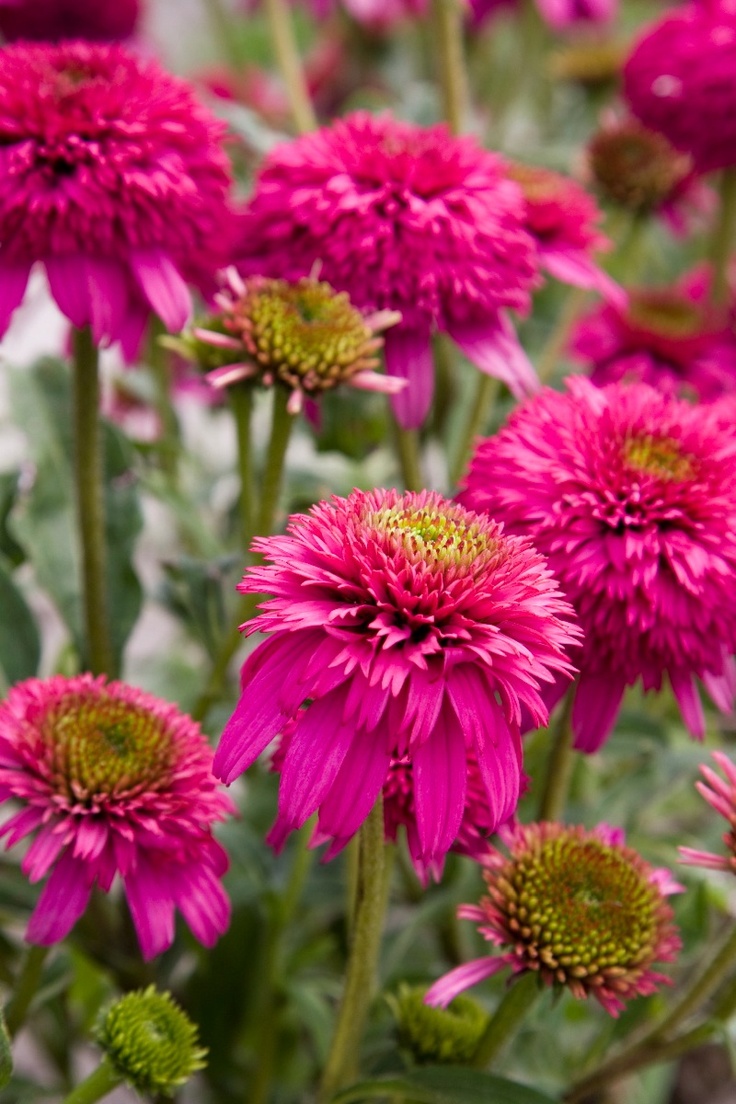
[
  {"x1": 0, "y1": 0, "x2": 140, "y2": 41},
  {"x1": 425, "y1": 822, "x2": 682, "y2": 1017},
  {"x1": 461, "y1": 378, "x2": 736, "y2": 750},
  {"x1": 187, "y1": 269, "x2": 402, "y2": 414},
  {"x1": 96, "y1": 987, "x2": 207, "y2": 1097},
  {"x1": 214, "y1": 489, "x2": 579, "y2": 869},
  {"x1": 0, "y1": 675, "x2": 233, "y2": 959},
  {"x1": 391, "y1": 985, "x2": 489, "y2": 1065},
  {"x1": 624, "y1": 0, "x2": 736, "y2": 174},
  {"x1": 505, "y1": 160, "x2": 623, "y2": 306},
  {"x1": 236, "y1": 112, "x2": 540, "y2": 428},
  {"x1": 0, "y1": 42, "x2": 232, "y2": 357},
  {"x1": 680, "y1": 751, "x2": 736, "y2": 874}
]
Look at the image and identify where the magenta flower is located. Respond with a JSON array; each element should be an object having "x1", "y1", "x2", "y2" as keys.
[
  {"x1": 341, "y1": 0, "x2": 427, "y2": 30},
  {"x1": 624, "y1": 0, "x2": 736, "y2": 174},
  {"x1": 0, "y1": 675, "x2": 233, "y2": 960},
  {"x1": 425, "y1": 822, "x2": 681, "y2": 1017},
  {"x1": 236, "y1": 112, "x2": 540, "y2": 428},
  {"x1": 506, "y1": 161, "x2": 624, "y2": 307},
  {"x1": 572, "y1": 271, "x2": 736, "y2": 402},
  {"x1": 0, "y1": 0, "x2": 140, "y2": 41},
  {"x1": 680, "y1": 751, "x2": 736, "y2": 874},
  {"x1": 535, "y1": 0, "x2": 616, "y2": 32},
  {"x1": 461, "y1": 378, "x2": 736, "y2": 750},
  {"x1": 214, "y1": 489, "x2": 578, "y2": 869},
  {"x1": 0, "y1": 42, "x2": 233, "y2": 359}
]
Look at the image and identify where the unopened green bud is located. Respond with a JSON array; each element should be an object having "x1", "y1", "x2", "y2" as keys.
[{"x1": 389, "y1": 984, "x2": 489, "y2": 1065}]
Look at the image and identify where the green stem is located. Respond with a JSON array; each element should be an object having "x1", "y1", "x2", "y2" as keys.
[
  {"x1": 471, "y1": 972, "x2": 540, "y2": 1069},
  {"x1": 263, "y1": 0, "x2": 317, "y2": 133},
  {"x1": 710, "y1": 168, "x2": 736, "y2": 307},
  {"x1": 256, "y1": 388, "x2": 295, "y2": 539},
  {"x1": 61, "y1": 1060, "x2": 122, "y2": 1104},
  {"x1": 319, "y1": 799, "x2": 388, "y2": 1103},
  {"x1": 450, "y1": 376, "x2": 499, "y2": 489},
  {"x1": 536, "y1": 689, "x2": 576, "y2": 822},
  {"x1": 4, "y1": 944, "x2": 49, "y2": 1037},
  {"x1": 73, "y1": 327, "x2": 115, "y2": 677},
  {"x1": 201, "y1": 0, "x2": 242, "y2": 67},
  {"x1": 394, "y1": 424, "x2": 424, "y2": 492},
  {"x1": 230, "y1": 384, "x2": 255, "y2": 556},
  {"x1": 535, "y1": 287, "x2": 588, "y2": 385},
  {"x1": 148, "y1": 318, "x2": 180, "y2": 484},
  {"x1": 430, "y1": 0, "x2": 469, "y2": 135},
  {"x1": 431, "y1": 334, "x2": 457, "y2": 442}
]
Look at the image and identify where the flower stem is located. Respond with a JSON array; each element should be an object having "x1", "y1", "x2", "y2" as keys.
[
  {"x1": 431, "y1": 0, "x2": 469, "y2": 135},
  {"x1": 201, "y1": 0, "x2": 243, "y2": 67},
  {"x1": 710, "y1": 168, "x2": 736, "y2": 307},
  {"x1": 319, "y1": 798, "x2": 388, "y2": 1103},
  {"x1": 61, "y1": 1060, "x2": 122, "y2": 1104},
  {"x1": 230, "y1": 384, "x2": 255, "y2": 556},
  {"x1": 394, "y1": 424, "x2": 424, "y2": 492},
  {"x1": 148, "y1": 317, "x2": 180, "y2": 484},
  {"x1": 256, "y1": 387, "x2": 295, "y2": 538},
  {"x1": 471, "y1": 972, "x2": 540, "y2": 1069},
  {"x1": 72, "y1": 327, "x2": 115, "y2": 677},
  {"x1": 536, "y1": 287, "x2": 588, "y2": 385},
  {"x1": 4, "y1": 944, "x2": 49, "y2": 1038},
  {"x1": 450, "y1": 376, "x2": 499, "y2": 489},
  {"x1": 536, "y1": 689, "x2": 576, "y2": 822},
  {"x1": 263, "y1": 0, "x2": 316, "y2": 134}
]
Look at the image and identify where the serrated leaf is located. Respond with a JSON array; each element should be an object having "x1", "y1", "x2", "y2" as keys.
[
  {"x1": 0, "y1": 560, "x2": 40, "y2": 686},
  {"x1": 332, "y1": 1067, "x2": 559, "y2": 1104},
  {"x1": 9, "y1": 358, "x2": 143, "y2": 672}
]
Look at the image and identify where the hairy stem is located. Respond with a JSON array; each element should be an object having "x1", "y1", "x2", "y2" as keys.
[
  {"x1": 4, "y1": 944, "x2": 49, "y2": 1038},
  {"x1": 62, "y1": 1060, "x2": 121, "y2": 1104},
  {"x1": 263, "y1": 0, "x2": 317, "y2": 133},
  {"x1": 472, "y1": 973, "x2": 540, "y2": 1069},
  {"x1": 450, "y1": 376, "x2": 499, "y2": 489},
  {"x1": 230, "y1": 384, "x2": 255, "y2": 555},
  {"x1": 536, "y1": 689, "x2": 576, "y2": 822},
  {"x1": 431, "y1": 0, "x2": 469, "y2": 135}
]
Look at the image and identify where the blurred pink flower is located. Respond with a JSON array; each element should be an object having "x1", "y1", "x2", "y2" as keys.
[
  {"x1": 214, "y1": 489, "x2": 578, "y2": 870},
  {"x1": 426, "y1": 821, "x2": 681, "y2": 1016},
  {"x1": 236, "y1": 112, "x2": 540, "y2": 428},
  {"x1": 0, "y1": 0, "x2": 140, "y2": 41},
  {"x1": 0, "y1": 675, "x2": 234, "y2": 959},
  {"x1": 461, "y1": 378, "x2": 736, "y2": 750},
  {"x1": 680, "y1": 751, "x2": 736, "y2": 874},
  {"x1": 0, "y1": 42, "x2": 233, "y2": 359}
]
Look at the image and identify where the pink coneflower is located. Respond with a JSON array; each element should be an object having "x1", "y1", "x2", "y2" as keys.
[
  {"x1": 236, "y1": 112, "x2": 540, "y2": 428},
  {"x1": 0, "y1": 675, "x2": 233, "y2": 960},
  {"x1": 461, "y1": 378, "x2": 736, "y2": 750},
  {"x1": 505, "y1": 161, "x2": 623, "y2": 306},
  {"x1": 188, "y1": 269, "x2": 403, "y2": 415},
  {"x1": 0, "y1": 0, "x2": 140, "y2": 41},
  {"x1": 572, "y1": 272, "x2": 736, "y2": 401},
  {"x1": 0, "y1": 42, "x2": 233, "y2": 359},
  {"x1": 624, "y1": 0, "x2": 736, "y2": 174},
  {"x1": 535, "y1": 0, "x2": 616, "y2": 32},
  {"x1": 680, "y1": 751, "x2": 736, "y2": 874},
  {"x1": 425, "y1": 823, "x2": 681, "y2": 1016},
  {"x1": 214, "y1": 489, "x2": 579, "y2": 869}
]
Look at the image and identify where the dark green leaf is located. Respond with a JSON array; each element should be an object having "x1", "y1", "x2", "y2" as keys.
[
  {"x1": 332, "y1": 1067, "x2": 560, "y2": 1104},
  {"x1": 0, "y1": 560, "x2": 40, "y2": 685},
  {"x1": 0, "y1": 473, "x2": 25, "y2": 567}
]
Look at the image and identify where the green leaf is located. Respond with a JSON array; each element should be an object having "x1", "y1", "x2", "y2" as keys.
[
  {"x1": 0, "y1": 473, "x2": 25, "y2": 567},
  {"x1": 332, "y1": 1067, "x2": 560, "y2": 1104},
  {"x1": 9, "y1": 358, "x2": 143, "y2": 672},
  {"x1": 0, "y1": 560, "x2": 40, "y2": 686}
]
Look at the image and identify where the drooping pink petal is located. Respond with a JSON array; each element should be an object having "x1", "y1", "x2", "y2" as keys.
[
  {"x1": 130, "y1": 249, "x2": 192, "y2": 333},
  {"x1": 448, "y1": 313, "x2": 539, "y2": 400},
  {"x1": 413, "y1": 711, "x2": 467, "y2": 865},
  {"x1": 26, "y1": 850, "x2": 94, "y2": 945},
  {"x1": 670, "y1": 670, "x2": 705, "y2": 740},
  {"x1": 542, "y1": 249, "x2": 626, "y2": 310},
  {"x1": 572, "y1": 672, "x2": 625, "y2": 752},
  {"x1": 0, "y1": 260, "x2": 31, "y2": 334},
  {"x1": 45, "y1": 255, "x2": 90, "y2": 330},
  {"x1": 316, "y1": 728, "x2": 391, "y2": 844},
  {"x1": 124, "y1": 862, "x2": 177, "y2": 961},
  {"x1": 424, "y1": 956, "x2": 507, "y2": 1008},
  {"x1": 383, "y1": 325, "x2": 434, "y2": 429}
]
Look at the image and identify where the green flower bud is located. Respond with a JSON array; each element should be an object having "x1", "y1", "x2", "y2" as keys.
[{"x1": 389, "y1": 984, "x2": 489, "y2": 1065}]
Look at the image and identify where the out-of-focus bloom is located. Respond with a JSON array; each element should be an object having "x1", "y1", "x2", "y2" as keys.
[
  {"x1": 236, "y1": 112, "x2": 540, "y2": 428},
  {"x1": 214, "y1": 489, "x2": 578, "y2": 870},
  {"x1": 0, "y1": 0, "x2": 140, "y2": 41},
  {"x1": 96, "y1": 987, "x2": 207, "y2": 1098},
  {"x1": 572, "y1": 272, "x2": 736, "y2": 401},
  {"x1": 187, "y1": 269, "x2": 403, "y2": 415},
  {"x1": 505, "y1": 161, "x2": 623, "y2": 306},
  {"x1": 680, "y1": 751, "x2": 736, "y2": 873},
  {"x1": 586, "y1": 115, "x2": 714, "y2": 234},
  {"x1": 0, "y1": 42, "x2": 233, "y2": 359},
  {"x1": 461, "y1": 378, "x2": 736, "y2": 750},
  {"x1": 0, "y1": 675, "x2": 233, "y2": 959},
  {"x1": 535, "y1": 0, "x2": 616, "y2": 32},
  {"x1": 425, "y1": 822, "x2": 682, "y2": 1016},
  {"x1": 342, "y1": 0, "x2": 426, "y2": 30},
  {"x1": 624, "y1": 0, "x2": 736, "y2": 174}
]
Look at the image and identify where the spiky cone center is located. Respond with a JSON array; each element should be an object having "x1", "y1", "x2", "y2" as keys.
[
  {"x1": 548, "y1": 40, "x2": 626, "y2": 86},
  {"x1": 231, "y1": 277, "x2": 381, "y2": 394},
  {"x1": 487, "y1": 828, "x2": 670, "y2": 992},
  {"x1": 588, "y1": 123, "x2": 692, "y2": 213},
  {"x1": 506, "y1": 162, "x2": 564, "y2": 206},
  {"x1": 41, "y1": 692, "x2": 176, "y2": 803},
  {"x1": 368, "y1": 500, "x2": 501, "y2": 575},
  {"x1": 623, "y1": 432, "x2": 694, "y2": 482},
  {"x1": 626, "y1": 291, "x2": 708, "y2": 341},
  {"x1": 393, "y1": 985, "x2": 489, "y2": 1065},
  {"x1": 96, "y1": 987, "x2": 206, "y2": 1097}
]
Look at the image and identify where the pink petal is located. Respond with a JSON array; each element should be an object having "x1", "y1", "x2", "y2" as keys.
[
  {"x1": 424, "y1": 956, "x2": 507, "y2": 1008},
  {"x1": 117, "y1": 299, "x2": 149, "y2": 363},
  {"x1": 542, "y1": 249, "x2": 627, "y2": 309},
  {"x1": 413, "y1": 704, "x2": 467, "y2": 865},
  {"x1": 670, "y1": 670, "x2": 705, "y2": 740},
  {"x1": 572, "y1": 672, "x2": 625, "y2": 752},
  {"x1": 448, "y1": 312, "x2": 538, "y2": 400},
  {"x1": 26, "y1": 850, "x2": 94, "y2": 945},
  {"x1": 85, "y1": 257, "x2": 129, "y2": 346},
  {"x1": 124, "y1": 862, "x2": 176, "y2": 961},
  {"x1": 316, "y1": 728, "x2": 391, "y2": 844},
  {"x1": 383, "y1": 324, "x2": 434, "y2": 429},
  {"x1": 45, "y1": 255, "x2": 90, "y2": 329},
  {"x1": 130, "y1": 248, "x2": 192, "y2": 333},
  {"x1": 174, "y1": 861, "x2": 231, "y2": 947},
  {"x1": 0, "y1": 260, "x2": 31, "y2": 334}
]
